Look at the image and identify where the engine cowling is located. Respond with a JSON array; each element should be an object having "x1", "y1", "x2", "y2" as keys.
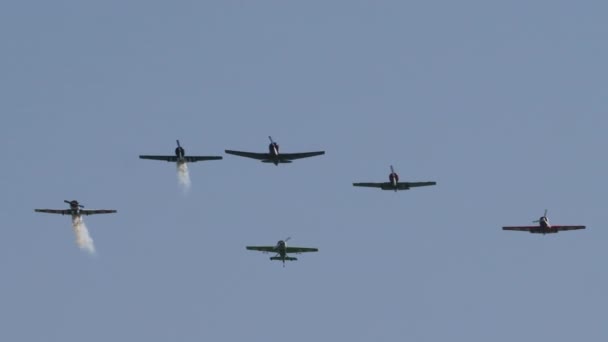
[
  {"x1": 175, "y1": 147, "x2": 185, "y2": 158},
  {"x1": 268, "y1": 142, "x2": 279, "y2": 155},
  {"x1": 389, "y1": 173, "x2": 399, "y2": 183}
]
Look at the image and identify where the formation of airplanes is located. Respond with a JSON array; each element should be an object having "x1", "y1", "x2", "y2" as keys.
[{"x1": 34, "y1": 137, "x2": 587, "y2": 264}]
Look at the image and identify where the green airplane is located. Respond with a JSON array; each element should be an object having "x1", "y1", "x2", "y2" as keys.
[
  {"x1": 353, "y1": 165, "x2": 436, "y2": 192},
  {"x1": 246, "y1": 238, "x2": 318, "y2": 267},
  {"x1": 225, "y1": 136, "x2": 325, "y2": 166},
  {"x1": 139, "y1": 140, "x2": 223, "y2": 164}
]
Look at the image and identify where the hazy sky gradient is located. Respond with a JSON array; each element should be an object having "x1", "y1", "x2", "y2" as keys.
[{"x1": 1, "y1": 1, "x2": 607, "y2": 341}]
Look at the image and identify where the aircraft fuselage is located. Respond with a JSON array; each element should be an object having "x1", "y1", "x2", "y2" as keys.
[
  {"x1": 539, "y1": 216, "x2": 550, "y2": 229},
  {"x1": 175, "y1": 147, "x2": 185, "y2": 159},
  {"x1": 271, "y1": 240, "x2": 291, "y2": 264},
  {"x1": 174, "y1": 140, "x2": 186, "y2": 163},
  {"x1": 276, "y1": 240, "x2": 287, "y2": 257},
  {"x1": 65, "y1": 200, "x2": 83, "y2": 218},
  {"x1": 530, "y1": 217, "x2": 557, "y2": 234},
  {"x1": 268, "y1": 142, "x2": 280, "y2": 165},
  {"x1": 389, "y1": 172, "x2": 399, "y2": 189}
]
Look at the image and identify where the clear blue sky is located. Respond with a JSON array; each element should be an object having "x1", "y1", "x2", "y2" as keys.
[{"x1": 1, "y1": 1, "x2": 607, "y2": 341}]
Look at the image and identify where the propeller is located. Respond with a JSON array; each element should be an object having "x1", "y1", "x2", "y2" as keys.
[
  {"x1": 390, "y1": 165, "x2": 395, "y2": 174},
  {"x1": 277, "y1": 237, "x2": 291, "y2": 245},
  {"x1": 176, "y1": 140, "x2": 181, "y2": 148},
  {"x1": 64, "y1": 200, "x2": 84, "y2": 208},
  {"x1": 268, "y1": 136, "x2": 275, "y2": 144}
]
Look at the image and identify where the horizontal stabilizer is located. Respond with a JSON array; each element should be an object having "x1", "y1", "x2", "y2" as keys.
[
  {"x1": 262, "y1": 159, "x2": 292, "y2": 163},
  {"x1": 270, "y1": 256, "x2": 298, "y2": 261}
]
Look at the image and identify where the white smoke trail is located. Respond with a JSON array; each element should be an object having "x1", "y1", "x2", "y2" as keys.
[
  {"x1": 71, "y1": 216, "x2": 96, "y2": 255},
  {"x1": 177, "y1": 162, "x2": 191, "y2": 191}
]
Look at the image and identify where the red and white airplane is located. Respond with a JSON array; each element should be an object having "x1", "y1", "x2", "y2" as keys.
[
  {"x1": 225, "y1": 136, "x2": 325, "y2": 166},
  {"x1": 502, "y1": 210, "x2": 585, "y2": 234},
  {"x1": 35, "y1": 200, "x2": 117, "y2": 219},
  {"x1": 353, "y1": 165, "x2": 436, "y2": 192}
]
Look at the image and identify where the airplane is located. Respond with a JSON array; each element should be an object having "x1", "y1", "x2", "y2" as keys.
[
  {"x1": 502, "y1": 210, "x2": 586, "y2": 234},
  {"x1": 35, "y1": 200, "x2": 117, "y2": 218},
  {"x1": 139, "y1": 140, "x2": 223, "y2": 164},
  {"x1": 353, "y1": 165, "x2": 436, "y2": 192},
  {"x1": 246, "y1": 238, "x2": 318, "y2": 266},
  {"x1": 225, "y1": 136, "x2": 325, "y2": 166}
]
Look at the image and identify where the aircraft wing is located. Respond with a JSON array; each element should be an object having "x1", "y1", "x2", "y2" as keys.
[
  {"x1": 139, "y1": 155, "x2": 178, "y2": 162},
  {"x1": 502, "y1": 226, "x2": 538, "y2": 232},
  {"x1": 34, "y1": 209, "x2": 71, "y2": 215},
  {"x1": 352, "y1": 182, "x2": 385, "y2": 188},
  {"x1": 503, "y1": 225, "x2": 586, "y2": 233},
  {"x1": 225, "y1": 150, "x2": 269, "y2": 160},
  {"x1": 397, "y1": 181, "x2": 437, "y2": 189},
  {"x1": 285, "y1": 247, "x2": 318, "y2": 254},
  {"x1": 80, "y1": 209, "x2": 117, "y2": 216},
  {"x1": 183, "y1": 156, "x2": 223, "y2": 163},
  {"x1": 354, "y1": 181, "x2": 436, "y2": 190},
  {"x1": 552, "y1": 225, "x2": 586, "y2": 231},
  {"x1": 280, "y1": 151, "x2": 325, "y2": 160},
  {"x1": 246, "y1": 246, "x2": 276, "y2": 253}
]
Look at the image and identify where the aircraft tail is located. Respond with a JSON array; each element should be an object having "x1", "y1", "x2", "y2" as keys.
[
  {"x1": 270, "y1": 256, "x2": 297, "y2": 261},
  {"x1": 261, "y1": 160, "x2": 292, "y2": 164}
]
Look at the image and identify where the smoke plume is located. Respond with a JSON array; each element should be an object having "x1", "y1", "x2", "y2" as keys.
[
  {"x1": 71, "y1": 216, "x2": 96, "y2": 254},
  {"x1": 177, "y1": 162, "x2": 191, "y2": 191}
]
